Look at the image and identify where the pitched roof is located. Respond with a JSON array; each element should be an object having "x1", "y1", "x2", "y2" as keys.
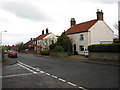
[
  {"x1": 24, "y1": 40, "x2": 33, "y2": 45},
  {"x1": 66, "y1": 19, "x2": 98, "y2": 34},
  {"x1": 34, "y1": 33, "x2": 50, "y2": 40}
]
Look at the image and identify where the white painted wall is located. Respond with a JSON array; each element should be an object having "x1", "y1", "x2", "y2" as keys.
[
  {"x1": 68, "y1": 32, "x2": 88, "y2": 54},
  {"x1": 37, "y1": 33, "x2": 58, "y2": 51},
  {"x1": 89, "y1": 21, "x2": 113, "y2": 45}
]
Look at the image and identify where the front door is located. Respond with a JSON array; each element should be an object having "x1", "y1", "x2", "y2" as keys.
[{"x1": 73, "y1": 44, "x2": 77, "y2": 54}]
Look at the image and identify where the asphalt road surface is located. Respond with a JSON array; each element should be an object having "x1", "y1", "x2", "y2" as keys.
[{"x1": 2, "y1": 54, "x2": 119, "y2": 89}]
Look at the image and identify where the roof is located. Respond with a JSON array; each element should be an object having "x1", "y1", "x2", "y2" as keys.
[
  {"x1": 66, "y1": 19, "x2": 98, "y2": 34},
  {"x1": 34, "y1": 33, "x2": 50, "y2": 40},
  {"x1": 56, "y1": 36, "x2": 60, "y2": 37},
  {"x1": 24, "y1": 40, "x2": 33, "y2": 45}
]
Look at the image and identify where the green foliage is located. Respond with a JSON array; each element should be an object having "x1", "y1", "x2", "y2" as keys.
[
  {"x1": 88, "y1": 43, "x2": 120, "y2": 52},
  {"x1": 18, "y1": 43, "x2": 28, "y2": 52},
  {"x1": 57, "y1": 31, "x2": 72, "y2": 52},
  {"x1": 40, "y1": 50, "x2": 50, "y2": 55},
  {"x1": 54, "y1": 46, "x2": 64, "y2": 52},
  {"x1": 49, "y1": 43, "x2": 57, "y2": 51}
]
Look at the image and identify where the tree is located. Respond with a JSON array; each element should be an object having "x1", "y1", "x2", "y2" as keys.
[
  {"x1": 57, "y1": 31, "x2": 72, "y2": 52},
  {"x1": 114, "y1": 23, "x2": 118, "y2": 30},
  {"x1": 17, "y1": 42, "x2": 28, "y2": 52}
]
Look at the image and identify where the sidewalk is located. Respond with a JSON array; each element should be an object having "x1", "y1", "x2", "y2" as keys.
[
  {"x1": 35, "y1": 54, "x2": 119, "y2": 66},
  {"x1": 2, "y1": 54, "x2": 18, "y2": 67}
]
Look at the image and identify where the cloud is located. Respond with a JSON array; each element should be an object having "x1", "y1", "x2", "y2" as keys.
[
  {"x1": 92, "y1": 0, "x2": 119, "y2": 3},
  {"x1": 0, "y1": 2, "x2": 49, "y2": 21}
]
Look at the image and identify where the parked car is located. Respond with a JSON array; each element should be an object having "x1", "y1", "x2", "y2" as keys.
[
  {"x1": 84, "y1": 50, "x2": 88, "y2": 57},
  {"x1": 8, "y1": 51, "x2": 17, "y2": 58}
]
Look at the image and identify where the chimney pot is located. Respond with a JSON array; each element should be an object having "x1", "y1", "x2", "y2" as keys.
[
  {"x1": 97, "y1": 9, "x2": 103, "y2": 21},
  {"x1": 42, "y1": 30, "x2": 44, "y2": 35},
  {"x1": 46, "y1": 28, "x2": 49, "y2": 34},
  {"x1": 70, "y1": 18, "x2": 76, "y2": 27}
]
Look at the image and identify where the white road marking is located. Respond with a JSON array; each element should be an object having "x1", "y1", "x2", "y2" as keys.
[
  {"x1": 17, "y1": 63, "x2": 37, "y2": 74},
  {"x1": 1, "y1": 73, "x2": 33, "y2": 78},
  {"x1": 67, "y1": 82, "x2": 77, "y2": 87},
  {"x1": 79, "y1": 87, "x2": 87, "y2": 90},
  {"x1": 17, "y1": 61, "x2": 87, "y2": 89},
  {"x1": 40, "y1": 71, "x2": 45, "y2": 73},
  {"x1": 46, "y1": 73, "x2": 50, "y2": 76},
  {"x1": 58, "y1": 78, "x2": 66, "y2": 82},
  {"x1": 18, "y1": 61, "x2": 37, "y2": 71},
  {"x1": 51, "y1": 75, "x2": 58, "y2": 79}
]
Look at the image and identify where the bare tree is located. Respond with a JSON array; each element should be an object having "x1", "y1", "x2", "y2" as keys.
[{"x1": 114, "y1": 23, "x2": 118, "y2": 30}]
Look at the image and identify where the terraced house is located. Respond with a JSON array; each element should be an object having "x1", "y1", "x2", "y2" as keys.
[{"x1": 66, "y1": 9, "x2": 114, "y2": 55}]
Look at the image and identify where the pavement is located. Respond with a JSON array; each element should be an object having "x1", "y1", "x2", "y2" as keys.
[{"x1": 2, "y1": 54, "x2": 18, "y2": 67}]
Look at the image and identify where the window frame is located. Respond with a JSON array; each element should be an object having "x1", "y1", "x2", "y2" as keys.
[
  {"x1": 80, "y1": 34, "x2": 84, "y2": 40},
  {"x1": 79, "y1": 45, "x2": 84, "y2": 52}
]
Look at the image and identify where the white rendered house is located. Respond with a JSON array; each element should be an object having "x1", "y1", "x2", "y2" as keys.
[
  {"x1": 34, "y1": 28, "x2": 58, "y2": 52},
  {"x1": 66, "y1": 10, "x2": 114, "y2": 55}
]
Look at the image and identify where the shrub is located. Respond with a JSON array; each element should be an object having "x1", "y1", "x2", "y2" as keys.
[
  {"x1": 49, "y1": 43, "x2": 57, "y2": 51},
  {"x1": 57, "y1": 31, "x2": 72, "y2": 52},
  {"x1": 54, "y1": 46, "x2": 64, "y2": 52},
  {"x1": 40, "y1": 50, "x2": 50, "y2": 55},
  {"x1": 88, "y1": 43, "x2": 120, "y2": 52}
]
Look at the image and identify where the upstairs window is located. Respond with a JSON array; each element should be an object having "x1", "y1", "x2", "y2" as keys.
[{"x1": 80, "y1": 34, "x2": 84, "y2": 40}]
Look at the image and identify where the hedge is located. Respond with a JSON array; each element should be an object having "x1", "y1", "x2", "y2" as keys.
[
  {"x1": 88, "y1": 43, "x2": 120, "y2": 52},
  {"x1": 40, "y1": 50, "x2": 50, "y2": 55},
  {"x1": 54, "y1": 46, "x2": 64, "y2": 52}
]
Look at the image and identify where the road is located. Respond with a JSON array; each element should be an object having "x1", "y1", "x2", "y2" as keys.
[{"x1": 2, "y1": 54, "x2": 119, "y2": 89}]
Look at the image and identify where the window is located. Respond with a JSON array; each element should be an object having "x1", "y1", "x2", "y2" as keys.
[
  {"x1": 79, "y1": 45, "x2": 84, "y2": 51},
  {"x1": 80, "y1": 34, "x2": 84, "y2": 40}
]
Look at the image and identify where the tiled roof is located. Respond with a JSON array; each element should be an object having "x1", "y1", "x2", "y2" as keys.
[
  {"x1": 34, "y1": 33, "x2": 50, "y2": 40},
  {"x1": 24, "y1": 40, "x2": 33, "y2": 45},
  {"x1": 56, "y1": 36, "x2": 60, "y2": 37},
  {"x1": 66, "y1": 19, "x2": 98, "y2": 34}
]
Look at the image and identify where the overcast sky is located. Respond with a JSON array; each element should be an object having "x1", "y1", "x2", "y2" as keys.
[{"x1": 0, "y1": 0, "x2": 119, "y2": 45}]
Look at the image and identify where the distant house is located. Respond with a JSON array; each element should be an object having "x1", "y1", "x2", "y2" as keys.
[
  {"x1": 33, "y1": 28, "x2": 58, "y2": 52},
  {"x1": 11, "y1": 45, "x2": 18, "y2": 51},
  {"x1": 24, "y1": 38, "x2": 34, "y2": 50},
  {"x1": 66, "y1": 9, "x2": 114, "y2": 54}
]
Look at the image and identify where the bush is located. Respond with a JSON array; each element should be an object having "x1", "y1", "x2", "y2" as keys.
[
  {"x1": 40, "y1": 50, "x2": 50, "y2": 55},
  {"x1": 54, "y1": 46, "x2": 64, "y2": 52},
  {"x1": 88, "y1": 43, "x2": 120, "y2": 52},
  {"x1": 57, "y1": 31, "x2": 72, "y2": 52},
  {"x1": 49, "y1": 43, "x2": 57, "y2": 51}
]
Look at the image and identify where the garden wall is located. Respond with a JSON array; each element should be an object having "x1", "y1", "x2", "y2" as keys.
[
  {"x1": 50, "y1": 52, "x2": 68, "y2": 57},
  {"x1": 89, "y1": 52, "x2": 119, "y2": 61}
]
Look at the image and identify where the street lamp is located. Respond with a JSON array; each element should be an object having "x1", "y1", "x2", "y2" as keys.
[{"x1": 0, "y1": 30, "x2": 7, "y2": 46}]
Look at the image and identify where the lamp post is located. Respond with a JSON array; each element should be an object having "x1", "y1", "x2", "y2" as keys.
[
  {"x1": 0, "y1": 30, "x2": 7, "y2": 90},
  {"x1": 0, "y1": 30, "x2": 7, "y2": 46}
]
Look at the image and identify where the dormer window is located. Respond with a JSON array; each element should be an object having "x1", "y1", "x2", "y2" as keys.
[{"x1": 80, "y1": 34, "x2": 84, "y2": 40}]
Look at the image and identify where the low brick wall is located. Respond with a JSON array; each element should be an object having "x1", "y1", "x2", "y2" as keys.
[
  {"x1": 50, "y1": 52, "x2": 68, "y2": 57},
  {"x1": 89, "y1": 52, "x2": 119, "y2": 61}
]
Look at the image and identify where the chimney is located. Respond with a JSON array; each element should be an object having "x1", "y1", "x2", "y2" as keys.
[
  {"x1": 46, "y1": 28, "x2": 49, "y2": 34},
  {"x1": 70, "y1": 18, "x2": 76, "y2": 27},
  {"x1": 97, "y1": 9, "x2": 103, "y2": 21},
  {"x1": 30, "y1": 38, "x2": 32, "y2": 41},
  {"x1": 42, "y1": 30, "x2": 44, "y2": 35}
]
